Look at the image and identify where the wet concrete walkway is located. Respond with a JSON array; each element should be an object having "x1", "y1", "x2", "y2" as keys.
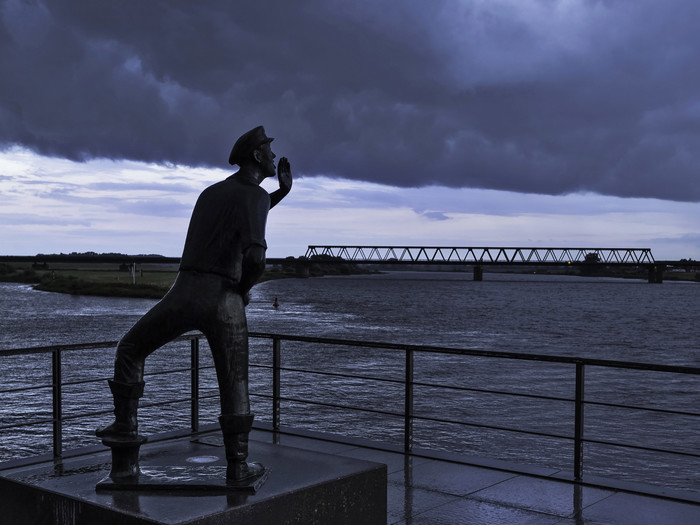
[
  {"x1": 267, "y1": 430, "x2": 700, "y2": 524},
  {"x1": 2, "y1": 428, "x2": 698, "y2": 524}
]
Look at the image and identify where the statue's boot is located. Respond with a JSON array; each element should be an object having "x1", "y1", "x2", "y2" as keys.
[
  {"x1": 95, "y1": 380, "x2": 144, "y2": 439},
  {"x1": 219, "y1": 413, "x2": 265, "y2": 481}
]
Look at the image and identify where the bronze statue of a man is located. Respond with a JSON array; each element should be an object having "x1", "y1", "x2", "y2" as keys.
[{"x1": 96, "y1": 126, "x2": 292, "y2": 482}]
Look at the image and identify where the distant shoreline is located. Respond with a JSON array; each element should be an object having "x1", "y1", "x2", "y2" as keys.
[
  {"x1": 1, "y1": 254, "x2": 697, "y2": 299},
  {"x1": 0, "y1": 257, "x2": 376, "y2": 299}
]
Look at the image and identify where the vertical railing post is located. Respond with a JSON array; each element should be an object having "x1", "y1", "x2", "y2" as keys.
[
  {"x1": 190, "y1": 337, "x2": 200, "y2": 433},
  {"x1": 272, "y1": 337, "x2": 281, "y2": 436},
  {"x1": 574, "y1": 362, "x2": 585, "y2": 481},
  {"x1": 51, "y1": 349, "x2": 63, "y2": 458},
  {"x1": 404, "y1": 348, "x2": 414, "y2": 454}
]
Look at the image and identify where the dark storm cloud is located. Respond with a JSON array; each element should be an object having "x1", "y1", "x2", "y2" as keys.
[{"x1": 1, "y1": 0, "x2": 699, "y2": 201}]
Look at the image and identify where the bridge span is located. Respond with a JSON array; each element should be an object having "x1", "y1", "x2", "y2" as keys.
[
  {"x1": 302, "y1": 245, "x2": 679, "y2": 283},
  {"x1": 304, "y1": 245, "x2": 655, "y2": 265}
]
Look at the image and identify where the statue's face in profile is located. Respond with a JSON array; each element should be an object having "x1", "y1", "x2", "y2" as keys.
[{"x1": 256, "y1": 142, "x2": 277, "y2": 179}]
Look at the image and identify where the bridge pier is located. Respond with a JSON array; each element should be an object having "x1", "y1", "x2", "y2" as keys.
[
  {"x1": 648, "y1": 265, "x2": 665, "y2": 284},
  {"x1": 473, "y1": 266, "x2": 483, "y2": 281}
]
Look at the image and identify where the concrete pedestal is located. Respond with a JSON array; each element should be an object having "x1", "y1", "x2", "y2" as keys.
[{"x1": 0, "y1": 436, "x2": 386, "y2": 525}]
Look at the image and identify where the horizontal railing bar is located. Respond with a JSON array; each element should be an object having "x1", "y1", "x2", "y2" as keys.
[
  {"x1": 144, "y1": 367, "x2": 195, "y2": 378},
  {"x1": 272, "y1": 375, "x2": 700, "y2": 451},
  {"x1": 582, "y1": 437, "x2": 700, "y2": 459},
  {"x1": 414, "y1": 413, "x2": 573, "y2": 442},
  {"x1": 276, "y1": 394, "x2": 576, "y2": 444},
  {"x1": 271, "y1": 365, "x2": 405, "y2": 386},
  {"x1": 3, "y1": 390, "x2": 260, "y2": 432},
  {"x1": 248, "y1": 333, "x2": 700, "y2": 375},
  {"x1": 182, "y1": 392, "x2": 219, "y2": 404},
  {"x1": 418, "y1": 383, "x2": 700, "y2": 419},
  {"x1": 181, "y1": 363, "x2": 215, "y2": 374},
  {"x1": 0, "y1": 334, "x2": 200, "y2": 357},
  {"x1": 270, "y1": 366, "x2": 695, "y2": 448},
  {"x1": 50, "y1": 393, "x2": 220, "y2": 428},
  {"x1": 277, "y1": 395, "x2": 572, "y2": 444},
  {"x1": 58, "y1": 409, "x2": 113, "y2": 421},
  {"x1": 0, "y1": 341, "x2": 116, "y2": 356},
  {"x1": 275, "y1": 365, "x2": 578, "y2": 406},
  {"x1": 278, "y1": 395, "x2": 406, "y2": 419},
  {"x1": 133, "y1": 396, "x2": 195, "y2": 411},
  {"x1": 198, "y1": 387, "x2": 219, "y2": 395},
  {"x1": 18, "y1": 398, "x2": 690, "y2": 454},
  {"x1": 59, "y1": 393, "x2": 221, "y2": 423},
  {"x1": 53, "y1": 378, "x2": 103, "y2": 388},
  {"x1": 263, "y1": 359, "x2": 699, "y2": 418},
  {"x1": 20, "y1": 395, "x2": 693, "y2": 445},
  {"x1": 584, "y1": 400, "x2": 700, "y2": 418},
  {"x1": 4, "y1": 333, "x2": 699, "y2": 375},
  {"x1": 48, "y1": 372, "x2": 697, "y2": 425},
  {"x1": 1, "y1": 417, "x2": 55, "y2": 430},
  {"x1": 58, "y1": 398, "x2": 204, "y2": 423},
  {"x1": 0, "y1": 384, "x2": 55, "y2": 394},
  {"x1": 60, "y1": 366, "x2": 196, "y2": 390},
  {"x1": 412, "y1": 381, "x2": 574, "y2": 404}
]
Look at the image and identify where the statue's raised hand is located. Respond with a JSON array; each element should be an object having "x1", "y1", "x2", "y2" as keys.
[{"x1": 277, "y1": 157, "x2": 292, "y2": 195}]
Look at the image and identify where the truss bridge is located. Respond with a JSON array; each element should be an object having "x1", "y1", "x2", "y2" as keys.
[
  {"x1": 305, "y1": 246, "x2": 655, "y2": 265},
  {"x1": 303, "y1": 246, "x2": 669, "y2": 282}
]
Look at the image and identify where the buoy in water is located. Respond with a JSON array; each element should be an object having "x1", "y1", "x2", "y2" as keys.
[{"x1": 273, "y1": 297, "x2": 279, "y2": 309}]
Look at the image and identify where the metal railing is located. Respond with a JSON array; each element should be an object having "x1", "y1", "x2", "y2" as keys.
[
  {"x1": 1, "y1": 333, "x2": 699, "y2": 499},
  {"x1": 0, "y1": 338, "x2": 206, "y2": 457}
]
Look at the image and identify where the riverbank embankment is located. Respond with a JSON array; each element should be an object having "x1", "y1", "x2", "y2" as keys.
[{"x1": 0, "y1": 256, "x2": 375, "y2": 299}]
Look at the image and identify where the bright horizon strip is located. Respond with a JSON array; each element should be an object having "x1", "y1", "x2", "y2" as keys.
[{"x1": 0, "y1": 146, "x2": 698, "y2": 260}]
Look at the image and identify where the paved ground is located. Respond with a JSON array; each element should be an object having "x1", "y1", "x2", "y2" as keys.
[
  {"x1": 2, "y1": 428, "x2": 698, "y2": 524},
  {"x1": 268, "y1": 430, "x2": 700, "y2": 525}
]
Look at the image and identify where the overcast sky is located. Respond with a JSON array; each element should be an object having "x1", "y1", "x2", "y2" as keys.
[{"x1": 1, "y1": 0, "x2": 699, "y2": 259}]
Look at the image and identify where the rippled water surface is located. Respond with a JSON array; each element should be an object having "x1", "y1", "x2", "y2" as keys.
[{"x1": 1, "y1": 273, "x2": 698, "y2": 493}]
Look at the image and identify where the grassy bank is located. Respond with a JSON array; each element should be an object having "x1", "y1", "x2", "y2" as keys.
[
  {"x1": 1, "y1": 261, "x2": 178, "y2": 298},
  {"x1": 0, "y1": 257, "x2": 374, "y2": 299}
]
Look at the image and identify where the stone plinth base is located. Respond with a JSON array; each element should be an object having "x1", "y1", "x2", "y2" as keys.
[{"x1": 0, "y1": 437, "x2": 386, "y2": 525}]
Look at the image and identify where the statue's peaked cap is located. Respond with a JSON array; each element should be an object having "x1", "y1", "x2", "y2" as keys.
[{"x1": 228, "y1": 126, "x2": 274, "y2": 165}]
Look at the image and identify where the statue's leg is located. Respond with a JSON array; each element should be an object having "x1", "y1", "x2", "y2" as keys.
[
  {"x1": 218, "y1": 413, "x2": 264, "y2": 481},
  {"x1": 95, "y1": 380, "x2": 144, "y2": 439},
  {"x1": 97, "y1": 280, "x2": 192, "y2": 438},
  {"x1": 205, "y1": 289, "x2": 263, "y2": 481},
  {"x1": 113, "y1": 291, "x2": 190, "y2": 384}
]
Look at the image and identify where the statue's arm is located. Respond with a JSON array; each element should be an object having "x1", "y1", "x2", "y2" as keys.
[
  {"x1": 240, "y1": 244, "x2": 266, "y2": 305},
  {"x1": 270, "y1": 157, "x2": 292, "y2": 209}
]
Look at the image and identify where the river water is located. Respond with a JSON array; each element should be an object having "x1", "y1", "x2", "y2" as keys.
[{"x1": 0, "y1": 272, "x2": 698, "y2": 494}]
